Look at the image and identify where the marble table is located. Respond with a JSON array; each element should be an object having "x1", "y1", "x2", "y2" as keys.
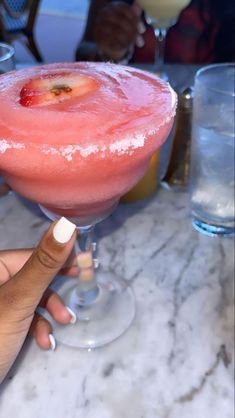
[{"x1": 0, "y1": 188, "x2": 234, "y2": 418}]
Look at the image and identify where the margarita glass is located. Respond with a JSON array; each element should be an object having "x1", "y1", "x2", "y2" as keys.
[
  {"x1": 0, "y1": 62, "x2": 176, "y2": 348},
  {"x1": 138, "y1": 0, "x2": 191, "y2": 79}
]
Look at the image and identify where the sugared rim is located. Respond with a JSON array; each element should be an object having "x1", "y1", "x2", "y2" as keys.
[
  {"x1": 130, "y1": 64, "x2": 177, "y2": 112},
  {"x1": 0, "y1": 63, "x2": 177, "y2": 159}
]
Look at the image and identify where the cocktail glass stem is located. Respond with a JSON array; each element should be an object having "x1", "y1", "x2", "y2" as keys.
[
  {"x1": 154, "y1": 27, "x2": 168, "y2": 80},
  {"x1": 49, "y1": 215, "x2": 135, "y2": 348},
  {"x1": 74, "y1": 225, "x2": 100, "y2": 307}
]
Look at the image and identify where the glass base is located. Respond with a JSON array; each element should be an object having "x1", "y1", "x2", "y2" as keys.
[
  {"x1": 192, "y1": 217, "x2": 235, "y2": 237},
  {"x1": 52, "y1": 272, "x2": 135, "y2": 349}
]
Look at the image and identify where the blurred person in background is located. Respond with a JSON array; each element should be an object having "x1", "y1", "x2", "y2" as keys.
[{"x1": 76, "y1": 0, "x2": 235, "y2": 64}]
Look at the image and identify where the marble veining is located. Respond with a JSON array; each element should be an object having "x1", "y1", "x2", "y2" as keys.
[{"x1": 0, "y1": 189, "x2": 234, "y2": 418}]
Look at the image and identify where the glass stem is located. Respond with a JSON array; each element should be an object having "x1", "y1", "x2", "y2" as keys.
[
  {"x1": 154, "y1": 27, "x2": 167, "y2": 71},
  {"x1": 74, "y1": 225, "x2": 99, "y2": 306}
]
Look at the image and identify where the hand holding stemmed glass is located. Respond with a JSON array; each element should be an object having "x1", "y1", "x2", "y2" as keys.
[
  {"x1": 0, "y1": 62, "x2": 177, "y2": 349},
  {"x1": 138, "y1": 0, "x2": 191, "y2": 79}
]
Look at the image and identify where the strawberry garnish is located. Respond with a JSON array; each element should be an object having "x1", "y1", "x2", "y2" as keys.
[{"x1": 19, "y1": 72, "x2": 98, "y2": 107}]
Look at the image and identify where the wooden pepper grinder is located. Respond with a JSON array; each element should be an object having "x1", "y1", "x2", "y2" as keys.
[{"x1": 162, "y1": 87, "x2": 194, "y2": 188}]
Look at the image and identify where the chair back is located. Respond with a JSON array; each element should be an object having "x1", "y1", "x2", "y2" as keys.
[{"x1": 1, "y1": 0, "x2": 30, "y2": 19}]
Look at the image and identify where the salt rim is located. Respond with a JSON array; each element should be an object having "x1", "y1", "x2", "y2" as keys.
[
  {"x1": 0, "y1": 82, "x2": 177, "y2": 161},
  {"x1": 0, "y1": 139, "x2": 25, "y2": 153}
]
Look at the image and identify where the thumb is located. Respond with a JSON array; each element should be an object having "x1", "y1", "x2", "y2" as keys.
[{"x1": 1, "y1": 217, "x2": 77, "y2": 313}]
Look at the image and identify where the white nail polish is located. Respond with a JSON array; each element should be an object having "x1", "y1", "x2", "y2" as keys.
[
  {"x1": 49, "y1": 334, "x2": 56, "y2": 351},
  {"x1": 53, "y1": 217, "x2": 76, "y2": 244},
  {"x1": 66, "y1": 306, "x2": 77, "y2": 324}
]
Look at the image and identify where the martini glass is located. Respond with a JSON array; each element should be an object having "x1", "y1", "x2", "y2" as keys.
[
  {"x1": 0, "y1": 62, "x2": 176, "y2": 348},
  {"x1": 138, "y1": 0, "x2": 191, "y2": 79}
]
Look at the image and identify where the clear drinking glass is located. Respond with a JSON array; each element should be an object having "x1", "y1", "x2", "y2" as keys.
[
  {"x1": 190, "y1": 63, "x2": 235, "y2": 236},
  {"x1": 0, "y1": 42, "x2": 15, "y2": 74},
  {"x1": 40, "y1": 205, "x2": 136, "y2": 348},
  {"x1": 138, "y1": 0, "x2": 191, "y2": 79}
]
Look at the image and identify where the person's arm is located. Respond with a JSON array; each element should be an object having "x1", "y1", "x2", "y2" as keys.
[
  {"x1": 76, "y1": 0, "x2": 139, "y2": 62},
  {"x1": 0, "y1": 217, "x2": 76, "y2": 384},
  {"x1": 76, "y1": 0, "x2": 110, "y2": 61}
]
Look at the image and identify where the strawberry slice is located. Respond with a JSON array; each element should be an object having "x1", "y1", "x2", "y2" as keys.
[{"x1": 19, "y1": 72, "x2": 98, "y2": 107}]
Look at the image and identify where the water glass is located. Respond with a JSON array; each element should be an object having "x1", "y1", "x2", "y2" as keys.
[
  {"x1": 0, "y1": 42, "x2": 15, "y2": 74},
  {"x1": 190, "y1": 63, "x2": 235, "y2": 236}
]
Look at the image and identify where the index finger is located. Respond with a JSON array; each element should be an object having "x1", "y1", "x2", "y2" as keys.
[{"x1": 0, "y1": 248, "x2": 78, "y2": 284}]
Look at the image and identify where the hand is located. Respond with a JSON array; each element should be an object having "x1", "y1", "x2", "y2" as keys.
[
  {"x1": 0, "y1": 217, "x2": 77, "y2": 384},
  {"x1": 94, "y1": 2, "x2": 139, "y2": 61}
]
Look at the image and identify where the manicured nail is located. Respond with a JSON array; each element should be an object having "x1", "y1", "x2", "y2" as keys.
[
  {"x1": 138, "y1": 21, "x2": 146, "y2": 34},
  {"x1": 53, "y1": 217, "x2": 76, "y2": 244},
  {"x1": 66, "y1": 306, "x2": 77, "y2": 324},
  {"x1": 49, "y1": 334, "x2": 56, "y2": 351},
  {"x1": 136, "y1": 35, "x2": 145, "y2": 48}
]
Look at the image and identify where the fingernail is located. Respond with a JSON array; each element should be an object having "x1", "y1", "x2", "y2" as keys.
[
  {"x1": 66, "y1": 306, "x2": 77, "y2": 324},
  {"x1": 138, "y1": 21, "x2": 146, "y2": 34},
  {"x1": 136, "y1": 35, "x2": 145, "y2": 48},
  {"x1": 49, "y1": 334, "x2": 56, "y2": 351},
  {"x1": 53, "y1": 217, "x2": 76, "y2": 244}
]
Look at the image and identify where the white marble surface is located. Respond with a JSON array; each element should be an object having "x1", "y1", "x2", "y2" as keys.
[{"x1": 0, "y1": 189, "x2": 234, "y2": 418}]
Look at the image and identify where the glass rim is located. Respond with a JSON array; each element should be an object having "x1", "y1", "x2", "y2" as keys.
[
  {"x1": 0, "y1": 42, "x2": 15, "y2": 62},
  {"x1": 195, "y1": 63, "x2": 235, "y2": 97}
]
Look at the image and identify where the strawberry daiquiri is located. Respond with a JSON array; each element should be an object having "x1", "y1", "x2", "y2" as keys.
[
  {"x1": 0, "y1": 63, "x2": 176, "y2": 223},
  {"x1": 0, "y1": 63, "x2": 177, "y2": 348}
]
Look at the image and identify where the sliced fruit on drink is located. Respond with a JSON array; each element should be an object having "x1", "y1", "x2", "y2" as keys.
[{"x1": 19, "y1": 72, "x2": 98, "y2": 107}]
